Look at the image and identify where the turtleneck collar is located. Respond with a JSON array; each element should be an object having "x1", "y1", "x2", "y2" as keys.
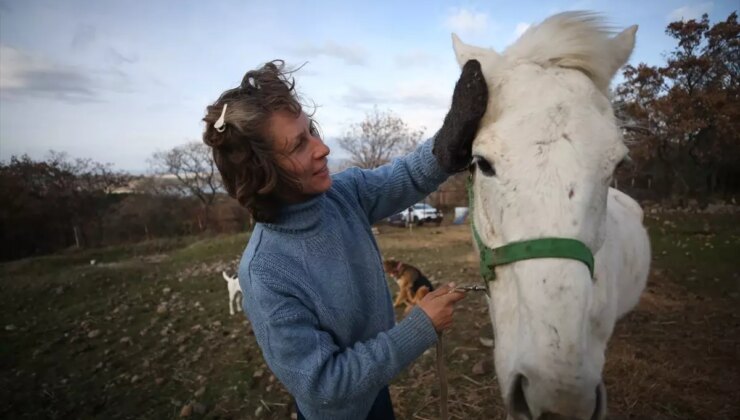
[{"x1": 262, "y1": 193, "x2": 324, "y2": 235}]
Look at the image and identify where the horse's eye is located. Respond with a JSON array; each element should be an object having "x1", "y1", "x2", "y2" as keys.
[
  {"x1": 473, "y1": 155, "x2": 496, "y2": 177},
  {"x1": 615, "y1": 155, "x2": 633, "y2": 172}
]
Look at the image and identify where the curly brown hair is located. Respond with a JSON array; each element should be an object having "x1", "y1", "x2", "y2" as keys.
[{"x1": 202, "y1": 60, "x2": 307, "y2": 223}]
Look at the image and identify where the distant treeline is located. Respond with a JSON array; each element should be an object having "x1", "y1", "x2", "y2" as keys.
[{"x1": 0, "y1": 151, "x2": 248, "y2": 262}]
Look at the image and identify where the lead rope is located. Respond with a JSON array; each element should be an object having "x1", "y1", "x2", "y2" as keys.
[
  {"x1": 435, "y1": 285, "x2": 487, "y2": 419},
  {"x1": 436, "y1": 332, "x2": 449, "y2": 420}
]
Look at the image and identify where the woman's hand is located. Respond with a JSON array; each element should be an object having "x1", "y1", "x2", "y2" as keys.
[
  {"x1": 433, "y1": 59, "x2": 488, "y2": 173},
  {"x1": 417, "y1": 283, "x2": 467, "y2": 333}
]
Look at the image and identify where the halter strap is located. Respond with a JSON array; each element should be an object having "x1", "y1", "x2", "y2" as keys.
[{"x1": 467, "y1": 177, "x2": 595, "y2": 294}]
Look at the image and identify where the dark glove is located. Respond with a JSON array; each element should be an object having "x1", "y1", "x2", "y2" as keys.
[{"x1": 433, "y1": 60, "x2": 488, "y2": 173}]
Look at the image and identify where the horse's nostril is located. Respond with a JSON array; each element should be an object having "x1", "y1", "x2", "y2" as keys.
[
  {"x1": 510, "y1": 374, "x2": 533, "y2": 420},
  {"x1": 591, "y1": 383, "x2": 607, "y2": 420},
  {"x1": 539, "y1": 414, "x2": 570, "y2": 420}
]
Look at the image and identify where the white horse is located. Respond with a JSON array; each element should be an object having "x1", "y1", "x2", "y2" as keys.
[{"x1": 453, "y1": 12, "x2": 651, "y2": 420}]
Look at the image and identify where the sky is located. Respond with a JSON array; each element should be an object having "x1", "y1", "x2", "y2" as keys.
[{"x1": 0, "y1": 0, "x2": 736, "y2": 173}]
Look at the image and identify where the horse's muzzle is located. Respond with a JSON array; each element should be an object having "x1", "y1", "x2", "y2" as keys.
[{"x1": 507, "y1": 374, "x2": 606, "y2": 420}]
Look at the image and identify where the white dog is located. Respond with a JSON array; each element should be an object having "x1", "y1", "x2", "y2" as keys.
[{"x1": 222, "y1": 272, "x2": 243, "y2": 315}]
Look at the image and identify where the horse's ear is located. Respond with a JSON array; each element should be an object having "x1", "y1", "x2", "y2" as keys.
[
  {"x1": 452, "y1": 33, "x2": 498, "y2": 68},
  {"x1": 608, "y1": 25, "x2": 637, "y2": 80}
]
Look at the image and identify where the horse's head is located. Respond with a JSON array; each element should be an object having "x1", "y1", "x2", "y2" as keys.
[{"x1": 454, "y1": 12, "x2": 636, "y2": 420}]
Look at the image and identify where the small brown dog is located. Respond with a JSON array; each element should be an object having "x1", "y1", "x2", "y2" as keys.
[{"x1": 383, "y1": 259, "x2": 434, "y2": 314}]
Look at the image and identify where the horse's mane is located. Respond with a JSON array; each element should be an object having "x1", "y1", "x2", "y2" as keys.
[{"x1": 503, "y1": 11, "x2": 621, "y2": 92}]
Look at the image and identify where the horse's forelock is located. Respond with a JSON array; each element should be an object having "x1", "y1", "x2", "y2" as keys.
[{"x1": 502, "y1": 11, "x2": 620, "y2": 93}]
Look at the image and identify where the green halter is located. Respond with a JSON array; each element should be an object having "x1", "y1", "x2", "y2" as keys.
[{"x1": 466, "y1": 177, "x2": 595, "y2": 294}]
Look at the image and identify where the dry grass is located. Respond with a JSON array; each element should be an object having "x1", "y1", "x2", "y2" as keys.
[
  {"x1": 1, "y1": 213, "x2": 738, "y2": 419},
  {"x1": 377, "y1": 219, "x2": 739, "y2": 420}
]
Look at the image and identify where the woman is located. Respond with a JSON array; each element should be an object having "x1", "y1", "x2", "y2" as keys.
[{"x1": 202, "y1": 59, "x2": 487, "y2": 419}]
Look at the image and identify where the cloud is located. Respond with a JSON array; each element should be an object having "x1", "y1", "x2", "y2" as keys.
[
  {"x1": 667, "y1": 2, "x2": 713, "y2": 22},
  {"x1": 289, "y1": 41, "x2": 367, "y2": 66},
  {"x1": 394, "y1": 81, "x2": 449, "y2": 108},
  {"x1": 393, "y1": 50, "x2": 437, "y2": 68},
  {"x1": 0, "y1": 45, "x2": 95, "y2": 100},
  {"x1": 291, "y1": 65, "x2": 320, "y2": 77},
  {"x1": 341, "y1": 80, "x2": 449, "y2": 110},
  {"x1": 444, "y1": 8, "x2": 489, "y2": 34},
  {"x1": 106, "y1": 47, "x2": 138, "y2": 66},
  {"x1": 514, "y1": 22, "x2": 531, "y2": 38},
  {"x1": 0, "y1": 44, "x2": 131, "y2": 103},
  {"x1": 341, "y1": 85, "x2": 385, "y2": 105}
]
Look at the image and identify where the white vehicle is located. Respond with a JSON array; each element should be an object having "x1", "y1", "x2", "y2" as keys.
[{"x1": 396, "y1": 203, "x2": 443, "y2": 226}]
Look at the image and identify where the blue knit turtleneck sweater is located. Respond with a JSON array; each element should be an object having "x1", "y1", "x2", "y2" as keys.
[{"x1": 238, "y1": 139, "x2": 450, "y2": 419}]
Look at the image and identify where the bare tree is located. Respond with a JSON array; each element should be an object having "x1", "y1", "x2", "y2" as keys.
[
  {"x1": 44, "y1": 151, "x2": 132, "y2": 247},
  {"x1": 149, "y1": 142, "x2": 222, "y2": 231},
  {"x1": 337, "y1": 107, "x2": 424, "y2": 169},
  {"x1": 45, "y1": 151, "x2": 132, "y2": 195}
]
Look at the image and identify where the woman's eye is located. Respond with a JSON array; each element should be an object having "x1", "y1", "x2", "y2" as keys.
[
  {"x1": 473, "y1": 155, "x2": 496, "y2": 177},
  {"x1": 309, "y1": 121, "x2": 320, "y2": 138},
  {"x1": 291, "y1": 136, "x2": 307, "y2": 153}
]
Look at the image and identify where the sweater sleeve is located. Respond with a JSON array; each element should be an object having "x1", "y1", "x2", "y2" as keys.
[
  {"x1": 332, "y1": 136, "x2": 451, "y2": 224},
  {"x1": 245, "y1": 270, "x2": 439, "y2": 409}
]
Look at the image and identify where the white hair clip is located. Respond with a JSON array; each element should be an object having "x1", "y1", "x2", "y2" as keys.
[{"x1": 214, "y1": 103, "x2": 228, "y2": 133}]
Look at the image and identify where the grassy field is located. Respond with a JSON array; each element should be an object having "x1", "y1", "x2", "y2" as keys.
[{"x1": 1, "y1": 211, "x2": 738, "y2": 419}]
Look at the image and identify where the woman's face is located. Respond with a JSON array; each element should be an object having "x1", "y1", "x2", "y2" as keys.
[{"x1": 269, "y1": 110, "x2": 332, "y2": 200}]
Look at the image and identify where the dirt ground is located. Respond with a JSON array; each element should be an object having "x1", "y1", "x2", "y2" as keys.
[
  {"x1": 1, "y1": 212, "x2": 738, "y2": 419},
  {"x1": 377, "y1": 219, "x2": 739, "y2": 420}
]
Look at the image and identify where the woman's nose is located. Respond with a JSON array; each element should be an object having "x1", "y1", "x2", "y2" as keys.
[{"x1": 313, "y1": 137, "x2": 330, "y2": 159}]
